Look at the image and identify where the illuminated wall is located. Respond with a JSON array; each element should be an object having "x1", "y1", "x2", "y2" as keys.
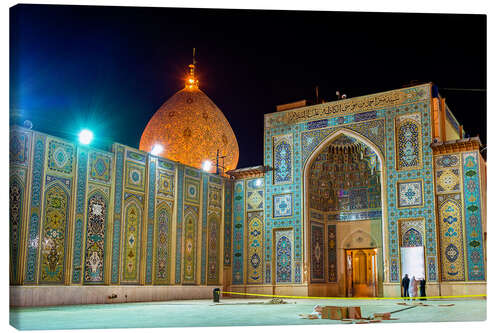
[
  {"x1": 262, "y1": 83, "x2": 444, "y2": 285},
  {"x1": 9, "y1": 127, "x2": 227, "y2": 286}
]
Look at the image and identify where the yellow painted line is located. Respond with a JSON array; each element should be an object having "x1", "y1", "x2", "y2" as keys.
[{"x1": 220, "y1": 291, "x2": 486, "y2": 300}]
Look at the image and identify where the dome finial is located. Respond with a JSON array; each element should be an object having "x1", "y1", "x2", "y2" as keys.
[{"x1": 186, "y1": 47, "x2": 199, "y2": 89}]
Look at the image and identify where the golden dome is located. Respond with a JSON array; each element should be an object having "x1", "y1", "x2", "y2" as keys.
[{"x1": 139, "y1": 64, "x2": 239, "y2": 174}]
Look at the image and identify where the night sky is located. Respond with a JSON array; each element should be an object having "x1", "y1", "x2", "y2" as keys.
[{"x1": 10, "y1": 5, "x2": 487, "y2": 168}]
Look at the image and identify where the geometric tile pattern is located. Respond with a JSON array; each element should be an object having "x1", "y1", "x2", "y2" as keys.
[
  {"x1": 83, "y1": 191, "x2": 107, "y2": 284},
  {"x1": 275, "y1": 228, "x2": 293, "y2": 284},
  {"x1": 437, "y1": 193, "x2": 465, "y2": 281},
  {"x1": 154, "y1": 203, "x2": 172, "y2": 284},
  {"x1": 89, "y1": 151, "x2": 111, "y2": 184},
  {"x1": 72, "y1": 150, "x2": 87, "y2": 284},
  {"x1": 10, "y1": 130, "x2": 30, "y2": 166},
  {"x1": 273, "y1": 134, "x2": 293, "y2": 184},
  {"x1": 207, "y1": 212, "x2": 221, "y2": 285},
  {"x1": 39, "y1": 176, "x2": 71, "y2": 284},
  {"x1": 182, "y1": 205, "x2": 198, "y2": 284},
  {"x1": 223, "y1": 179, "x2": 233, "y2": 266},
  {"x1": 47, "y1": 140, "x2": 74, "y2": 174},
  {"x1": 232, "y1": 180, "x2": 245, "y2": 284},
  {"x1": 273, "y1": 193, "x2": 292, "y2": 218},
  {"x1": 395, "y1": 113, "x2": 422, "y2": 170},
  {"x1": 146, "y1": 159, "x2": 156, "y2": 284},
  {"x1": 397, "y1": 180, "x2": 423, "y2": 208},
  {"x1": 124, "y1": 161, "x2": 145, "y2": 192},
  {"x1": 184, "y1": 178, "x2": 200, "y2": 205},
  {"x1": 462, "y1": 152, "x2": 485, "y2": 281},
  {"x1": 327, "y1": 224, "x2": 337, "y2": 282},
  {"x1": 301, "y1": 118, "x2": 386, "y2": 167},
  {"x1": 121, "y1": 198, "x2": 142, "y2": 284},
  {"x1": 246, "y1": 178, "x2": 264, "y2": 211},
  {"x1": 247, "y1": 211, "x2": 264, "y2": 284},
  {"x1": 111, "y1": 146, "x2": 124, "y2": 284},
  {"x1": 175, "y1": 165, "x2": 184, "y2": 284},
  {"x1": 310, "y1": 223, "x2": 324, "y2": 282},
  {"x1": 436, "y1": 168, "x2": 461, "y2": 193},
  {"x1": 399, "y1": 218, "x2": 424, "y2": 248},
  {"x1": 157, "y1": 171, "x2": 175, "y2": 198},
  {"x1": 10, "y1": 171, "x2": 25, "y2": 284},
  {"x1": 200, "y1": 175, "x2": 209, "y2": 285}
]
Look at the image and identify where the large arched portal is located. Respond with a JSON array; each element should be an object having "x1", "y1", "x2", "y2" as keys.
[{"x1": 303, "y1": 130, "x2": 386, "y2": 297}]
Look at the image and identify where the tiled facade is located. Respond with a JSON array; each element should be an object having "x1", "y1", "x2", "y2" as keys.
[
  {"x1": 9, "y1": 128, "x2": 226, "y2": 288},
  {"x1": 10, "y1": 83, "x2": 486, "y2": 303}
]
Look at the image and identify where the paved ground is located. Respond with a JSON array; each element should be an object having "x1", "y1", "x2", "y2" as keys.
[{"x1": 10, "y1": 297, "x2": 486, "y2": 330}]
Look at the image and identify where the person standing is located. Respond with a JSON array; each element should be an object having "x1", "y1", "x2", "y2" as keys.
[
  {"x1": 419, "y1": 278, "x2": 426, "y2": 301},
  {"x1": 401, "y1": 274, "x2": 410, "y2": 299},
  {"x1": 409, "y1": 276, "x2": 419, "y2": 300}
]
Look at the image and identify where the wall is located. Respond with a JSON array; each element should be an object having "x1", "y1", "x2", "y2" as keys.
[
  {"x1": 10, "y1": 127, "x2": 227, "y2": 305},
  {"x1": 433, "y1": 151, "x2": 486, "y2": 283},
  {"x1": 263, "y1": 83, "x2": 438, "y2": 294}
]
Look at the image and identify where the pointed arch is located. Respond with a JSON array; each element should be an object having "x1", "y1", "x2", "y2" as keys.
[
  {"x1": 302, "y1": 127, "x2": 388, "y2": 285},
  {"x1": 39, "y1": 181, "x2": 70, "y2": 284}
]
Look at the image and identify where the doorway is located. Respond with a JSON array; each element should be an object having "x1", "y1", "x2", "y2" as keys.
[{"x1": 345, "y1": 249, "x2": 377, "y2": 297}]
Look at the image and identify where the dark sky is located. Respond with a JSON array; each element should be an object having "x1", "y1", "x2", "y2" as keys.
[{"x1": 10, "y1": 5, "x2": 487, "y2": 167}]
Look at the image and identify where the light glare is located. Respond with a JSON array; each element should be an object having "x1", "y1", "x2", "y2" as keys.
[
  {"x1": 78, "y1": 129, "x2": 93, "y2": 145},
  {"x1": 151, "y1": 144, "x2": 164, "y2": 156},
  {"x1": 202, "y1": 160, "x2": 212, "y2": 172}
]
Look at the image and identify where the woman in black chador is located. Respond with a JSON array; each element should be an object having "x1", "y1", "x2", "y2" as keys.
[
  {"x1": 419, "y1": 278, "x2": 426, "y2": 300},
  {"x1": 401, "y1": 274, "x2": 410, "y2": 299}
]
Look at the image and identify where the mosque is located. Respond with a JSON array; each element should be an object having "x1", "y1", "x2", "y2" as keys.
[{"x1": 9, "y1": 61, "x2": 486, "y2": 307}]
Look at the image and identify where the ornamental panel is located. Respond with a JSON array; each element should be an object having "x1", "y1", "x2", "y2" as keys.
[
  {"x1": 124, "y1": 161, "x2": 146, "y2": 192},
  {"x1": 207, "y1": 212, "x2": 221, "y2": 284},
  {"x1": 462, "y1": 152, "x2": 485, "y2": 280},
  {"x1": 154, "y1": 203, "x2": 172, "y2": 284},
  {"x1": 83, "y1": 192, "x2": 108, "y2": 284},
  {"x1": 39, "y1": 179, "x2": 71, "y2": 284},
  {"x1": 399, "y1": 218, "x2": 425, "y2": 247},
  {"x1": 395, "y1": 113, "x2": 422, "y2": 170},
  {"x1": 121, "y1": 199, "x2": 142, "y2": 283},
  {"x1": 274, "y1": 228, "x2": 294, "y2": 284},
  {"x1": 273, "y1": 134, "x2": 293, "y2": 184},
  {"x1": 182, "y1": 205, "x2": 198, "y2": 284},
  {"x1": 327, "y1": 224, "x2": 337, "y2": 282},
  {"x1": 273, "y1": 193, "x2": 292, "y2": 218},
  {"x1": 437, "y1": 194, "x2": 465, "y2": 281},
  {"x1": 47, "y1": 140, "x2": 74, "y2": 174},
  {"x1": 397, "y1": 180, "x2": 424, "y2": 208},
  {"x1": 310, "y1": 223, "x2": 325, "y2": 283},
  {"x1": 157, "y1": 171, "x2": 175, "y2": 198},
  {"x1": 88, "y1": 151, "x2": 112, "y2": 184},
  {"x1": 184, "y1": 178, "x2": 201, "y2": 205},
  {"x1": 247, "y1": 211, "x2": 264, "y2": 284}
]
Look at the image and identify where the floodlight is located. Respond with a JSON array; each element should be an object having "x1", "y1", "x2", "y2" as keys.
[{"x1": 78, "y1": 129, "x2": 93, "y2": 145}]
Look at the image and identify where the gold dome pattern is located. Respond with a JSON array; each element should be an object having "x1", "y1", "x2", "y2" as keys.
[{"x1": 139, "y1": 71, "x2": 239, "y2": 173}]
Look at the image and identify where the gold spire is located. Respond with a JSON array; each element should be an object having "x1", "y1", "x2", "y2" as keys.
[{"x1": 185, "y1": 48, "x2": 199, "y2": 89}]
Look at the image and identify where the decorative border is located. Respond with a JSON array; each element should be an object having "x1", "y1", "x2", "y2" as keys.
[
  {"x1": 25, "y1": 134, "x2": 46, "y2": 283},
  {"x1": 72, "y1": 149, "x2": 88, "y2": 283},
  {"x1": 111, "y1": 146, "x2": 124, "y2": 284}
]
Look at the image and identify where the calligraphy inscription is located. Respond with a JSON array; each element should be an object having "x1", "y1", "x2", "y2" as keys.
[{"x1": 265, "y1": 84, "x2": 429, "y2": 128}]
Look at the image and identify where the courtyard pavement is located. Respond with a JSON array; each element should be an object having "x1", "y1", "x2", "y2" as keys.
[{"x1": 9, "y1": 297, "x2": 486, "y2": 330}]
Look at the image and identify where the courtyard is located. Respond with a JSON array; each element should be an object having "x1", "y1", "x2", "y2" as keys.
[{"x1": 10, "y1": 297, "x2": 486, "y2": 330}]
